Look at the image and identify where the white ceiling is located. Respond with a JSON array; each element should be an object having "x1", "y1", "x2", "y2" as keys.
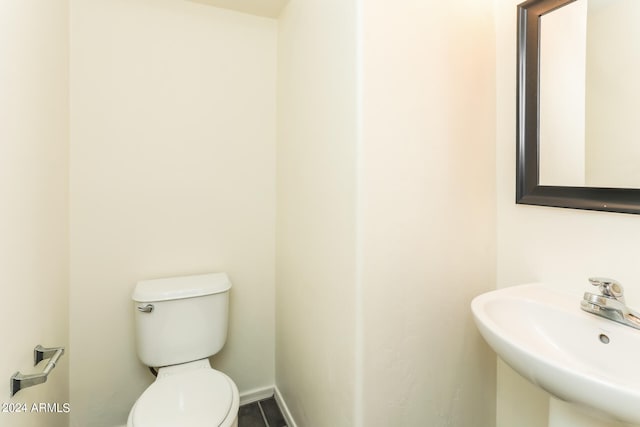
[{"x1": 188, "y1": 0, "x2": 289, "y2": 18}]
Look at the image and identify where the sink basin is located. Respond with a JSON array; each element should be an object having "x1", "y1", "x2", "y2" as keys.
[{"x1": 472, "y1": 283, "x2": 640, "y2": 425}]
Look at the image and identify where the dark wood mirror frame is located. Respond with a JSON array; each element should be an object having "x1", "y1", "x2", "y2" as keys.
[{"x1": 516, "y1": 0, "x2": 640, "y2": 214}]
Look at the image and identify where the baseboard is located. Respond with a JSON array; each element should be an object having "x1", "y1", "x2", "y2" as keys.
[
  {"x1": 274, "y1": 386, "x2": 298, "y2": 427},
  {"x1": 239, "y1": 384, "x2": 298, "y2": 427},
  {"x1": 239, "y1": 386, "x2": 275, "y2": 406}
]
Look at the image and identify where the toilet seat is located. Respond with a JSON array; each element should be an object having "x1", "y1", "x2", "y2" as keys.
[{"x1": 129, "y1": 366, "x2": 237, "y2": 427}]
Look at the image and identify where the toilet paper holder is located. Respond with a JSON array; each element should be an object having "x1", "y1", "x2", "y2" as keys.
[{"x1": 10, "y1": 345, "x2": 65, "y2": 397}]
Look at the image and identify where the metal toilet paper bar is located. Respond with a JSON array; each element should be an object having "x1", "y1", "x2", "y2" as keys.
[{"x1": 10, "y1": 345, "x2": 65, "y2": 397}]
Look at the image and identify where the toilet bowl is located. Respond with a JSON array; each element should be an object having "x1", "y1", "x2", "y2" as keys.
[
  {"x1": 126, "y1": 360, "x2": 239, "y2": 427},
  {"x1": 128, "y1": 273, "x2": 239, "y2": 427}
]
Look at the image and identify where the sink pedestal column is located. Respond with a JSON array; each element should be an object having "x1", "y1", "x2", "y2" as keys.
[{"x1": 548, "y1": 397, "x2": 636, "y2": 427}]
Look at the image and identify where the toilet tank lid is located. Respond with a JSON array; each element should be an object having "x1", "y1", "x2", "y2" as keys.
[{"x1": 132, "y1": 273, "x2": 231, "y2": 303}]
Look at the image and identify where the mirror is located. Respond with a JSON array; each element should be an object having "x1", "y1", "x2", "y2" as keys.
[{"x1": 517, "y1": 0, "x2": 640, "y2": 214}]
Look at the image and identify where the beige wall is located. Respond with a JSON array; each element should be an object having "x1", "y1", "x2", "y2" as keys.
[
  {"x1": 496, "y1": 0, "x2": 640, "y2": 426},
  {"x1": 275, "y1": 0, "x2": 359, "y2": 425},
  {"x1": 276, "y1": 1, "x2": 496, "y2": 426},
  {"x1": 0, "y1": 1, "x2": 70, "y2": 426},
  {"x1": 69, "y1": 1, "x2": 277, "y2": 425},
  {"x1": 539, "y1": 1, "x2": 587, "y2": 187},
  {"x1": 188, "y1": 0, "x2": 288, "y2": 18},
  {"x1": 359, "y1": 0, "x2": 496, "y2": 425},
  {"x1": 585, "y1": 0, "x2": 640, "y2": 188}
]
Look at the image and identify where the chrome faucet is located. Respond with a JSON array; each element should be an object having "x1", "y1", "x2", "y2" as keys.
[{"x1": 581, "y1": 277, "x2": 640, "y2": 330}]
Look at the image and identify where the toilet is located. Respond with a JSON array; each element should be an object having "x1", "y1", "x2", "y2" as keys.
[{"x1": 127, "y1": 272, "x2": 239, "y2": 427}]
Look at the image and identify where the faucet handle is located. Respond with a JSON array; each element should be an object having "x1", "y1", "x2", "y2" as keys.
[{"x1": 589, "y1": 277, "x2": 624, "y2": 300}]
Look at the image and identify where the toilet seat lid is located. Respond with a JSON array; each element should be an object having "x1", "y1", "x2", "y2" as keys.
[{"x1": 132, "y1": 369, "x2": 232, "y2": 427}]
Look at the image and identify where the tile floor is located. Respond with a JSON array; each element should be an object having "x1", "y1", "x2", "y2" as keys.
[{"x1": 238, "y1": 396, "x2": 287, "y2": 427}]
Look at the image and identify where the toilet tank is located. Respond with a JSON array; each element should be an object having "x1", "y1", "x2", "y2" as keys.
[{"x1": 132, "y1": 273, "x2": 231, "y2": 367}]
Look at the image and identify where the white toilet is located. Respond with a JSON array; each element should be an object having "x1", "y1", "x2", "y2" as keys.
[{"x1": 127, "y1": 272, "x2": 239, "y2": 427}]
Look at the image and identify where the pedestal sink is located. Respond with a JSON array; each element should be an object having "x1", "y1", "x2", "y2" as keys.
[{"x1": 471, "y1": 283, "x2": 640, "y2": 425}]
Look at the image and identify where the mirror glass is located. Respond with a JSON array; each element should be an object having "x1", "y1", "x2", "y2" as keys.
[{"x1": 538, "y1": 0, "x2": 640, "y2": 188}]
